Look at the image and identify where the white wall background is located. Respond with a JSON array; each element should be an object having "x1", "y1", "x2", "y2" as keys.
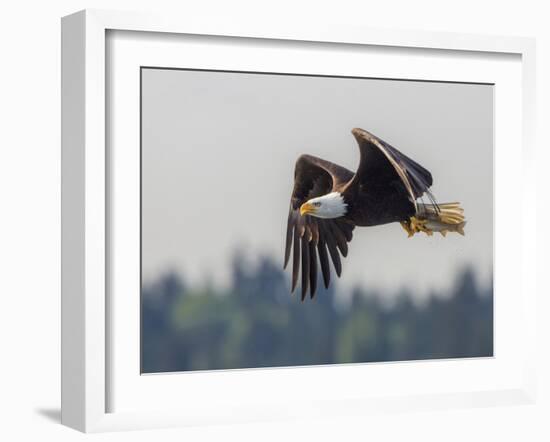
[{"x1": 0, "y1": 1, "x2": 548, "y2": 441}]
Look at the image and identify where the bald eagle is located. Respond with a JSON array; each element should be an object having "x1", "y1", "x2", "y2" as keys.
[{"x1": 284, "y1": 128, "x2": 465, "y2": 300}]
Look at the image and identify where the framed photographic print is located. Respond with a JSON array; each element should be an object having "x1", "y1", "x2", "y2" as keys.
[{"x1": 61, "y1": 9, "x2": 537, "y2": 432}]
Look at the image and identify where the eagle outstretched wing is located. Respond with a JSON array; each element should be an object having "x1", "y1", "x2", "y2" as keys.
[
  {"x1": 284, "y1": 155, "x2": 355, "y2": 300},
  {"x1": 350, "y1": 128, "x2": 436, "y2": 209}
]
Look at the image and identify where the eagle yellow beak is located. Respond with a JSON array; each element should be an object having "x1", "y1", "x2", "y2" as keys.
[{"x1": 300, "y1": 202, "x2": 316, "y2": 216}]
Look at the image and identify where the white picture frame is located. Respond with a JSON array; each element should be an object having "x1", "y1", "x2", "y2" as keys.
[{"x1": 61, "y1": 9, "x2": 537, "y2": 433}]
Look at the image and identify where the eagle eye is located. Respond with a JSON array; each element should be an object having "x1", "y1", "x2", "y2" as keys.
[{"x1": 314, "y1": 202, "x2": 321, "y2": 207}]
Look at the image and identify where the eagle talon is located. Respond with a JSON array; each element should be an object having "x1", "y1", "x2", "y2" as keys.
[
  {"x1": 408, "y1": 216, "x2": 433, "y2": 236},
  {"x1": 400, "y1": 221, "x2": 415, "y2": 237}
]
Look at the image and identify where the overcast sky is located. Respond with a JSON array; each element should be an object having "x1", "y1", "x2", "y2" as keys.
[{"x1": 141, "y1": 68, "x2": 493, "y2": 300}]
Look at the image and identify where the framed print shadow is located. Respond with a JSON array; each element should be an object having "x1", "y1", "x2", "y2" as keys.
[{"x1": 61, "y1": 9, "x2": 537, "y2": 433}]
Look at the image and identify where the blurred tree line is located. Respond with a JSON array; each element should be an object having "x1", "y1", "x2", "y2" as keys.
[{"x1": 142, "y1": 252, "x2": 493, "y2": 373}]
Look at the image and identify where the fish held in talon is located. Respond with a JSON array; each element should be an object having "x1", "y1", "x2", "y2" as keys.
[{"x1": 284, "y1": 128, "x2": 466, "y2": 299}]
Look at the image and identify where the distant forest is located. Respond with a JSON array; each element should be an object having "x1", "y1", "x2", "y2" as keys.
[{"x1": 141, "y1": 253, "x2": 493, "y2": 373}]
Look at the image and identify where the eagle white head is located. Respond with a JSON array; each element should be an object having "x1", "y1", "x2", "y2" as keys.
[{"x1": 300, "y1": 192, "x2": 348, "y2": 219}]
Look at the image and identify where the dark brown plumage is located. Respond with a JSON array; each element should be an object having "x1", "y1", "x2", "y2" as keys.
[{"x1": 284, "y1": 127, "x2": 445, "y2": 301}]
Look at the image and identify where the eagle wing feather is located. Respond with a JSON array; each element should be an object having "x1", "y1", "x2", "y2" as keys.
[
  {"x1": 284, "y1": 155, "x2": 355, "y2": 300},
  {"x1": 349, "y1": 129, "x2": 435, "y2": 209}
]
